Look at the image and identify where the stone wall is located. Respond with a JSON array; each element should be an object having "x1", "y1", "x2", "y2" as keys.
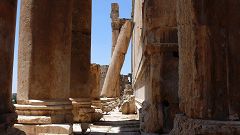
[
  {"x1": 170, "y1": 0, "x2": 240, "y2": 134},
  {"x1": 132, "y1": 0, "x2": 179, "y2": 133}
]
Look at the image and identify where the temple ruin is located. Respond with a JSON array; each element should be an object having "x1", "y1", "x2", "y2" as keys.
[{"x1": 0, "y1": 0, "x2": 240, "y2": 135}]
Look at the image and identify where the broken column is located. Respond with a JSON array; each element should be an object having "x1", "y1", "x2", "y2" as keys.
[
  {"x1": 171, "y1": 0, "x2": 240, "y2": 134},
  {"x1": 15, "y1": 0, "x2": 73, "y2": 134},
  {"x1": 90, "y1": 64, "x2": 102, "y2": 109},
  {"x1": 101, "y1": 20, "x2": 133, "y2": 98},
  {"x1": 0, "y1": 0, "x2": 21, "y2": 134},
  {"x1": 70, "y1": 0, "x2": 101, "y2": 123}
]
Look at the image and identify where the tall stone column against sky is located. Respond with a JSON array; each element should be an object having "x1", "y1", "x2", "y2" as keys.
[
  {"x1": 0, "y1": 0, "x2": 17, "y2": 131},
  {"x1": 70, "y1": 0, "x2": 91, "y2": 99},
  {"x1": 101, "y1": 20, "x2": 133, "y2": 97},
  {"x1": 70, "y1": 0, "x2": 99, "y2": 123},
  {"x1": 16, "y1": 0, "x2": 73, "y2": 124}
]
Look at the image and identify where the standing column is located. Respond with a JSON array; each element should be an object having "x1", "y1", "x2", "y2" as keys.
[
  {"x1": 171, "y1": 0, "x2": 240, "y2": 134},
  {"x1": 101, "y1": 21, "x2": 133, "y2": 98},
  {"x1": 0, "y1": 0, "x2": 17, "y2": 133},
  {"x1": 70, "y1": 0, "x2": 101, "y2": 123},
  {"x1": 110, "y1": 3, "x2": 122, "y2": 98},
  {"x1": 15, "y1": 0, "x2": 73, "y2": 132},
  {"x1": 111, "y1": 3, "x2": 120, "y2": 56}
]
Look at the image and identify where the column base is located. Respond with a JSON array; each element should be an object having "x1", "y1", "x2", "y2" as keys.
[
  {"x1": 170, "y1": 114, "x2": 240, "y2": 135},
  {"x1": 15, "y1": 100, "x2": 73, "y2": 124},
  {"x1": 14, "y1": 124, "x2": 72, "y2": 135},
  {"x1": 91, "y1": 100, "x2": 102, "y2": 109},
  {"x1": 70, "y1": 98, "x2": 102, "y2": 123}
]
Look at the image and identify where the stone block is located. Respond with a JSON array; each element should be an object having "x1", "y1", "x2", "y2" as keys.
[
  {"x1": 14, "y1": 124, "x2": 72, "y2": 135},
  {"x1": 170, "y1": 114, "x2": 240, "y2": 135}
]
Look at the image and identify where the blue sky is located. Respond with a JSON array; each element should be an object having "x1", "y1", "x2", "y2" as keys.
[{"x1": 12, "y1": 0, "x2": 132, "y2": 93}]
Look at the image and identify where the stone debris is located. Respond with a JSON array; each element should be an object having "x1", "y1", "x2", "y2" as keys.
[
  {"x1": 73, "y1": 108, "x2": 140, "y2": 135},
  {"x1": 119, "y1": 85, "x2": 136, "y2": 114},
  {"x1": 101, "y1": 98, "x2": 120, "y2": 114},
  {"x1": 121, "y1": 95, "x2": 136, "y2": 114}
]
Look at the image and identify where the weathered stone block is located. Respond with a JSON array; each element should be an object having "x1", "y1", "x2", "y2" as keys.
[
  {"x1": 170, "y1": 114, "x2": 240, "y2": 135},
  {"x1": 15, "y1": 124, "x2": 72, "y2": 135},
  {"x1": 121, "y1": 96, "x2": 136, "y2": 114}
]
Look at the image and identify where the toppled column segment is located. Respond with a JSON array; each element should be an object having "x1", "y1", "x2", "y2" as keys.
[{"x1": 101, "y1": 20, "x2": 133, "y2": 98}]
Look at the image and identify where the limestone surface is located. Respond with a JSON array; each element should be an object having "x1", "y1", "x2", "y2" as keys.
[{"x1": 170, "y1": 114, "x2": 240, "y2": 135}]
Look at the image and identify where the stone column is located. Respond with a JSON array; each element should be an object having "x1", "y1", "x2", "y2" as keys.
[
  {"x1": 70, "y1": 0, "x2": 101, "y2": 123},
  {"x1": 101, "y1": 20, "x2": 133, "y2": 98},
  {"x1": 15, "y1": 0, "x2": 73, "y2": 132},
  {"x1": 171, "y1": 0, "x2": 240, "y2": 134},
  {"x1": 90, "y1": 64, "x2": 102, "y2": 109},
  {"x1": 0, "y1": 0, "x2": 17, "y2": 133},
  {"x1": 111, "y1": 3, "x2": 120, "y2": 56},
  {"x1": 110, "y1": 3, "x2": 123, "y2": 98}
]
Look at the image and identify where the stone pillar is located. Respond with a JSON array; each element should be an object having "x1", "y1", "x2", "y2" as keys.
[
  {"x1": 90, "y1": 64, "x2": 102, "y2": 109},
  {"x1": 0, "y1": 0, "x2": 18, "y2": 133},
  {"x1": 111, "y1": 3, "x2": 120, "y2": 56},
  {"x1": 70, "y1": 0, "x2": 101, "y2": 123},
  {"x1": 16, "y1": 0, "x2": 73, "y2": 129},
  {"x1": 101, "y1": 20, "x2": 133, "y2": 98},
  {"x1": 110, "y1": 3, "x2": 123, "y2": 98},
  {"x1": 171, "y1": 0, "x2": 240, "y2": 134}
]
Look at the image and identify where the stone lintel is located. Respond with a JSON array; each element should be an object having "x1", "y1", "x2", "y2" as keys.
[{"x1": 170, "y1": 114, "x2": 240, "y2": 135}]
